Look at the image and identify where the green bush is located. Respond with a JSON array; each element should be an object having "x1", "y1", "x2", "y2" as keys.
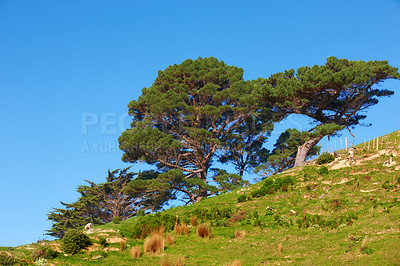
[
  {"x1": 112, "y1": 216, "x2": 120, "y2": 224},
  {"x1": 61, "y1": 229, "x2": 92, "y2": 254},
  {"x1": 32, "y1": 245, "x2": 59, "y2": 260},
  {"x1": 132, "y1": 212, "x2": 176, "y2": 239},
  {"x1": 318, "y1": 166, "x2": 329, "y2": 175},
  {"x1": 237, "y1": 194, "x2": 247, "y2": 203},
  {"x1": 99, "y1": 237, "x2": 108, "y2": 247},
  {"x1": 251, "y1": 176, "x2": 295, "y2": 198},
  {"x1": 316, "y1": 153, "x2": 335, "y2": 165}
]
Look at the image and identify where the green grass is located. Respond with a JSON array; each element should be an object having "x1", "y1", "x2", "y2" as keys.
[{"x1": 2, "y1": 130, "x2": 400, "y2": 265}]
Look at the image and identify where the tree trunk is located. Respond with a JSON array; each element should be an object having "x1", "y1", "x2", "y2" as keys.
[{"x1": 294, "y1": 136, "x2": 323, "y2": 167}]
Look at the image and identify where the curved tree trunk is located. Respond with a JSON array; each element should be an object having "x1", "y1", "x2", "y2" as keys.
[{"x1": 294, "y1": 136, "x2": 323, "y2": 167}]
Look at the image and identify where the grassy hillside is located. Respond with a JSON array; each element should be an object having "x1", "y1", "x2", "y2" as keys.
[{"x1": 2, "y1": 130, "x2": 400, "y2": 265}]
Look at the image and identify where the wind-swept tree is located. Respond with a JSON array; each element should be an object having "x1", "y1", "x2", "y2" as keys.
[
  {"x1": 255, "y1": 128, "x2": 320, "y2": 177},
  {"x1": 119, "y1": 57, "x2": 262, "y2": 203},
  {"x1": 255, "y1": 57, "x2": 399, "y2": 166},
  {"x1": 47, "y1": 167, "x2": 169, "y2": 238}
]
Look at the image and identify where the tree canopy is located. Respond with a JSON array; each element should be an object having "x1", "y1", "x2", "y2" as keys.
[
  {"x1": 119, "y1": 57, "x2": 268, "y2": 203},
  {"x1": 255, "y1": 57, "x2": 400, "y2": 166},
  {"x1": 47, "y1": 167, "x2": 169, "y2": 238}
]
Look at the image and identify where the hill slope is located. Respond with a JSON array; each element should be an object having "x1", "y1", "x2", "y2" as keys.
[{"x1": 2, "y1": 130, "x2": 400, "y2": 265}]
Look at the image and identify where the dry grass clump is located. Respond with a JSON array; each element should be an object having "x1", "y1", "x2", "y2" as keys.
[
  {"x1": 120, "y1": 241, "x2": 127, "y2": 251},
  {"x1": 160, "y1": 255, "x2": 185, "y2": 266},
  {"x1": 144, "y1": 233, "x2": 165, "y2": 255},
  {"x1": 190, "y1": 216, "x2": 198, "y2": 226},
  {"x1": 130, "y1": 246, "x2": 141, "y2": 258},
  {"x1": 196, "y1": 223, "x2": 211, "y2": 238},
  {"x1": 234, "y1": 230, "x2": 246, "y2": 239},
  {"x1": 229, "y1": 211, "x2": 247, "y2": 224},
  {"x1": 166, "y1": 233, "x2": 175, "y2": 246},
  {"x1": 175, "y1": 223, "x2": 189, "y2": 235}
]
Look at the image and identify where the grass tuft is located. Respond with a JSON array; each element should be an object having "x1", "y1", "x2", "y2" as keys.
[
  {"x1": 144, "y1": 233, "x2": 165, "y2": 255},
  {"x1": 196, "y1": 223, "x2": 211, "y2": 238},
  {"x1": 166, "y1": 233, "x2": 175, "y2": 246},
  {"x1": 190, "y1": 216, "x2": 198, "y2": 226},
  {"x1": 130, "y1": 246, "x2": 141, "y2": 258},
  {"x1": 175, "y1": 223, "x2": 189, "y2": 235}
]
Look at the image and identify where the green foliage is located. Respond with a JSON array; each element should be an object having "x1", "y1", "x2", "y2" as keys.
[
  {"x1": 99, "y1": 237, "x2": 108, "y2": 247},
  {"x1": 119, "y1": 57, "x2": 266, "y2": 203},
  {"x1": 251, "y1": 176, "x2": 295, "y2": 198},
  {"x1": 47, "y1": 167, "x2": 167, "y2": 238},
  {"x1": 61, "y1": 229, "x2": 92, "y2": 254},
  {"x1": 31, "y1": 245, "x2": 59, "y2": 260},
  {"x1": 318, "y1": 166, "x2": 329, "y2": 175},
  {"x1": 237, "y1": 195, "x2": 247, "y2": 203},
  {"x1": 131, "y1": 213, "x2": 176, "y2": 239},
  {"x1": 112, "y1": 216, "x2": 120, "y2": 224},
  {"x1": 192, "y1": 207, "x2": 233, "y2": 222},
  {"x1": 255, "y1": 57, "x2": 399, "y2": 165},
  {"x1": 317, "y1": 153, "x2": 335, "y2": 165},
  {"x1": 255, "y1": 128, "x2": 320, "y2": 176},
  {"x1": 0, "y1": 252, "x2": 17, "y2": 265}
]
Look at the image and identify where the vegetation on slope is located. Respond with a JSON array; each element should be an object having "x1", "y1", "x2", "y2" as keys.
[{"x1": 2, "y1": 131, "x2": 400, "y2": 265}]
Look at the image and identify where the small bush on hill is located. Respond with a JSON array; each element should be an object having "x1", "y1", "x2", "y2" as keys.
[
  {"x1": 132, "y1": 212, "x2": 176, "y2": 239},
  {"x1": 192, "y1": 207, "x2": 233, "y2": 222},
  {"x1": 316, "y1": 153, "x2": 334, "y2": 165},
  {"x1": 318, "y1": 166, "x2": 329, "y2": 175},
  {"x1": 61, "y1": 229, "x2": 92, "y2": 254},
  {"x1": 251, "y1": 176, "x2": 295, "y2": 198},
  {"x1": 237, "y1": 194, "x2": 247, "y2": 203},
  {"x1": 31, "y1": 245, "x2": 59, "y2": 260},
  {"x1": 112, "y1": 216, "x2": 120, "y2": 224}
]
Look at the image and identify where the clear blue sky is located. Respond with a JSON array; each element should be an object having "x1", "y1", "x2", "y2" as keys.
[{"x1": 0, "y1": 0, "x2": 399, "y2": 247}]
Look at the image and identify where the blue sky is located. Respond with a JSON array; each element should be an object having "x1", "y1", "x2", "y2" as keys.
[{"x1": 0, "y1": 0, "x2": 399, "y2": 247}]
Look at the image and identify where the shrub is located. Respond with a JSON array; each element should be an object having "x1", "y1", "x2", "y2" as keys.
[
  {"x1": 161, "y1": 255, "x2": 185, "y2": 266},
  {"x1": 34, "y1": 257, "x2": 48, "y2": 266},
  {"x1": 237, "y1": 194, "x2": 247, "y2": 203},
  {"x1": 197, "y1": 223, "x2": 211, "y2": 238},
  {"x1": 61, "y1": 229, "x2": 92, "y2": 254},
  {"x1": 99, "y1": 237, "x2": 108, "y2": 247},
  {"x1": 137, "y1": 209, "x2": 145, "y2": 217},
  {"x1": 166, "y1": 233, "x2": 175, "y2": 245},
  {"x1": 316, "y1": 153, "x2": 334, "y2": 165},
  {"x1": 130, "y1": 246, "x2": 141, "y2": 258},
  {"x1": 318, "y1": 166, "x2": 329, "y2": 175},
  {"x1": 192, "y1": 207, "x2": 233, "y2": 222},
  {"x1": 112, "y1": 216, "x2": 120, "y2": 224},
  {"x1": 31, "y1": 245, "x2": 59, "y2": 260},
  {"x1": 144, "y1": 233, "x2": 165, "y2": 255},
  {"x1": 132, "y1": 213, "x2": 176, "y2": 239},
  {"x1": 174, "y1": 223, "x2": 189, "y2": 235}
]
